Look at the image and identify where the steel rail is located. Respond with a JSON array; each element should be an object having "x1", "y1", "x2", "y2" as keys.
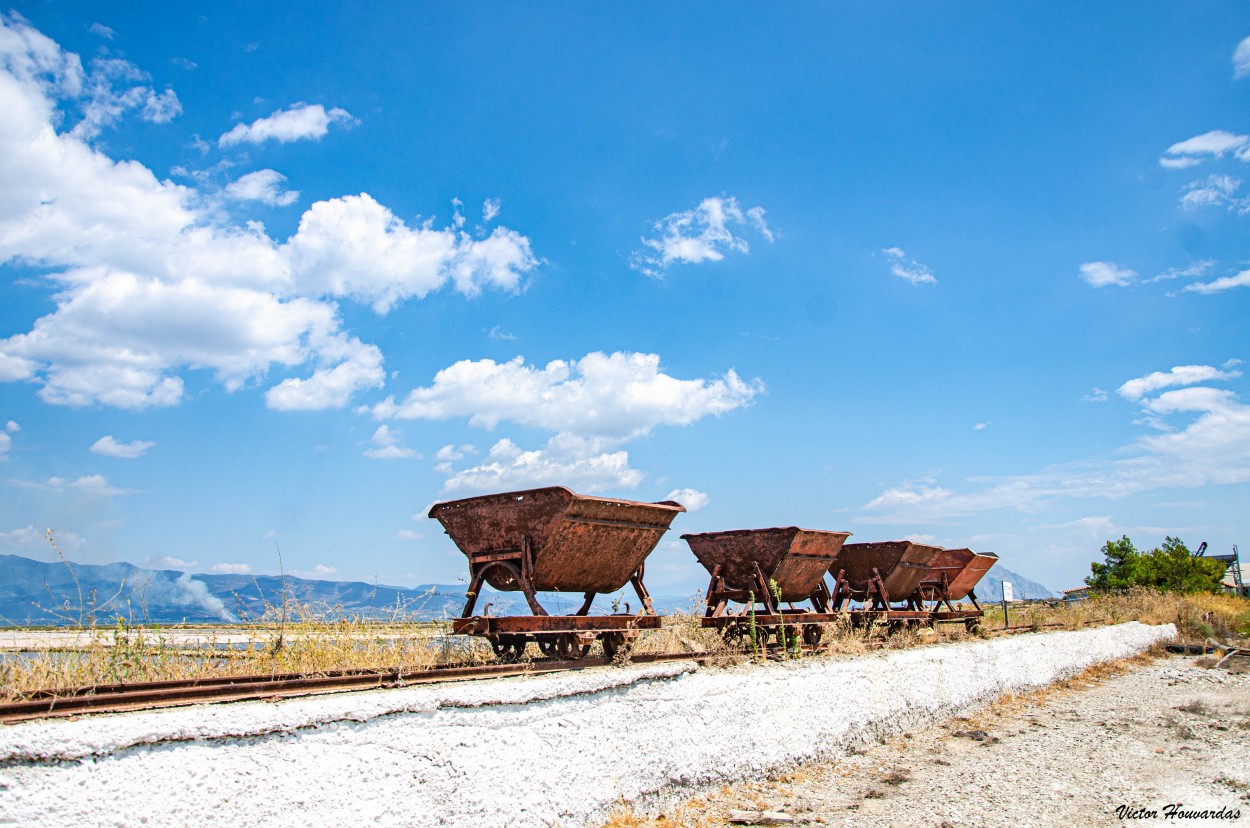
[{"x1": 0, "y1": 652, "x2": 711, "y2": 724}]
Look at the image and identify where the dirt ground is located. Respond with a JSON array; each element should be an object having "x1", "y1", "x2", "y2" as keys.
[{"x1": 609, "y1": 653, "x2": 1250, "y2": 827}]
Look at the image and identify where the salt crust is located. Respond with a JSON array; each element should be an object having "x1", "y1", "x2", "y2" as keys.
[{"x1": 0, "y1": 622, "x2": 1174, "y2": 827}]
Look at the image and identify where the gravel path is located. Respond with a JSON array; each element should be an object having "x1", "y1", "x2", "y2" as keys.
[{"x1": 631, "y1": 654, "x2": 1249, "y2": 827}]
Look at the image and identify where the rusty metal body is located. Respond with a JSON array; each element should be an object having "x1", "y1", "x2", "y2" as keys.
[
  {"x1": 829, "y1": 541, "x2": 942, "y2": 612},
  {"x1": 915, "y1": 548, "x2": 998, "y2": 604},
  {"x1": 911, "y1": 548, "x2": 997, "y2": 627},
  {"x1": 429, "y1": 486, "x2": 684, "y2": 660},
  {"x1": 684, "y1": 527, "x2": 850, "y2": 647}
]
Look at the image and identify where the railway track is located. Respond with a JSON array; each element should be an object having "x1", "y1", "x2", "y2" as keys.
[{"x1": 0, "y1": 622, "x2": 1104, "y2": 725}]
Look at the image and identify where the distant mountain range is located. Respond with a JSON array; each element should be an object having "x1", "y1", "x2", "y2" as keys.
[{"x1": 0, "y1": 554, "x2": 1056, "y2": 626}]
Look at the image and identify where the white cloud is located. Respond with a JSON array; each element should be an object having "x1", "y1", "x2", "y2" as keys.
[
  {"x1": 973, "y1": 422, "x2": 990, "y2": 431},
  {"x1": 371, "y1": 351, "x2": 763, "y2": 441},
  {"x1": 435, "y1": 444, "x2": 475, "y2": 462},
  {"x1": 0, "y1": 18, "x2": 540, "y2": 411},
  {"x1": 630, "y1": 196, "x2": 773, "y2": 277},
  {"x1": 144, "y1": 554, "x2": 198, "y2": 570},
  {"x1": 224, "y1": 169, "x2": 299, "y2": 207},
  {"x1": 1083, "y1": 388, "x2": 1109, "y2": 403},
  {"x1": 487, "y1": 325, "x2": 516, "y2": 341},
  {"x1": 1235, "y1": 36, "x2": 1250, "y2": 79},
  {"x1": 9, "y1": 474, "x2": 135, "y2": 497},
  {"x1": 1117, "y1": 364, "x2": 1241, "y2": 401},
  {"x1": 1159, "y1": 130, "x2": 1250, "y2": 168},
  {"x1": 861, "y1": 362, "x2": 1250, "y2": 522},
  {"x1": 1079, "y1": 261, "x2": 1137, "y2": 288},
  {"x1": 1182, "y1": 268, "x2": 1250, "y2": 295},
  {"x1": 210, "y1": 562, "x2": 251, "y2": 574},
  {"x1": 0, "y1": 524, "x2": 85, "y2": 551},
  {"x1": 482, "y1": 198, "x2": 501, "y2": 223},
  {"x1": 5, "y1": 421, "x2": 17, "y2": 432},
  {"x1": 1149, "y1": 260, "x2": 1215, "y2": 283},
  {"x1": 882, "y1": 247, "x2": 937, "y2": 286},
  {"x1": 442, "y1": 435, "x2": 644, "y2": 494},
  {"x1": 218, "y1": 103, "x2": 353, "y2": 147},
  {"x1": 395, "y1": 529, "x2": 423, "y2": 541},
  {"x1": 363, "y1": 424, "x2": 421, "y2": 460},
  {"x1": 288, "y1": 194, "x2": 538, "y2": 312},
  {"x1": 66, "y1": 54, "x2": 182, "y2": 140},
  {"x1": 664, "y1": 488, "x2": 710, "y2": 511},
  {"x1": 291, "y1": 563, "x2": 337, "y2": 579},
  {"x1": 90, "y1": 435, "x2": 155, "y2": 458},
  {"x1": 88, "y1": 23, "x2": 114, "y2": 40},
  {"x1": 1180, "y1": 174, "x2": 1247, "y2": 213}
]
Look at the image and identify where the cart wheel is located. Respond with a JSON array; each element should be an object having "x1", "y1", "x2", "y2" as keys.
[
  {"x1": 536, "y1": 635, "x2": 561, "y2": 659},
  {"x1": 965, "y1": 620, "x2": 982, "y2": 634},
  {"x1": 556, "y1": 634, "x2": 591, "y2": 660},
  {"x1": 802, "y1": 624, "x2": 823, "y2": 648},
  {"x1": 720, "y1": 623, "x2": 746, "y2": 648},
  {"x1": 602, "y1": 633, "x2": 631, "y2": 660},
  {"x1": 490, "y1": 635, "x2": 527, "y2": 663}
]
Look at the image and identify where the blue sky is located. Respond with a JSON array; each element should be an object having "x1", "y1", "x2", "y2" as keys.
[{"x1": 1, "y1": 3, "x2": 1247, "y2": 594}]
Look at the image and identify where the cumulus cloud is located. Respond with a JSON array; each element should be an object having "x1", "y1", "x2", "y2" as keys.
[
  {"x1": 442, "y1": 435, "x2": 645, "y2": 494},
  {"x1": 861, "y1": 362, "x2": 1250, "y2": 522},
  {"x1": 630, "y1": 196, "x2": 773, "y2": 277},
  {"x1": 89, "y1": 435, "x2": 155, "y2": 458},
  {"x1": 1079, "y1": 261, "x2": 1137, "y2": 288},
  {"x1": 664, "y1": 488, "x2": 710, "y2": 511},
  {"x1": 0, "y1": 17, "x2": 540, "y2": 411},
  {"x1": 210, "y1": 562, "x2": 251, "y2": 574},
  {"x1": 370, "y1": 351, "x2": 763, "y2": 441},
  {"x1": 392, "y1": 351, "x2": 763, "y2": 493},
  {"x1": 224, "y1": 169, "x2": 299, "y2": 207},
  {"x1": 218, "y1": 102, "x2": 353, "y2": 147},
  {"x1": 1159, "y1": 130, "x2": 1250, "y2": 169},
  {"x1": 1182, "y1": 268, "x2": 1250, "y2": 295},
  {"x1": 1083, "y1": 388, "x2": 1109, "y2": 403},
  {"x1": 882, "y1": 247, "x2": 937, "y2": 286},
  {"x1": 363, "y1": 424, "x2": 421, "y2": 460},
  {"x1": 1235, "y1": 36, "x2": 1250, "y2": 79}
]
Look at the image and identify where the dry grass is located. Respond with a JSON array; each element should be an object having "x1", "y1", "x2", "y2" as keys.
[
  {"x1": 984, "y1": 588, "x2": 1250, "y2": 643},
  {"x1": 0, "y1": 603, "x2": 498, "y2": 703}
]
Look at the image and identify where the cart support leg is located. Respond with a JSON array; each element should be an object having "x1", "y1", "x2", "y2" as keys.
[{"x1": 630, "y1": 565, "x2": 656, "y2": 615}]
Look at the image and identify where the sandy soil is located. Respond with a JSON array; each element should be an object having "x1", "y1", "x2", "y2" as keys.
[{"x1": 616, "y1": 654, "x2": 1250, "y2": 828}]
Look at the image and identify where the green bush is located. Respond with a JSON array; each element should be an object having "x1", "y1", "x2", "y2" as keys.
[{"x1": 1085, "y1": 535, "x2": 1226, "y2": 594}]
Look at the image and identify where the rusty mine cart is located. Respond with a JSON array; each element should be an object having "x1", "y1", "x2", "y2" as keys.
[
  {"x1": 428, "y1": 486, "x2": 685, "y2": 662},
  {"x1": 684, "y1": 527, "x2": 851, "y2": 649},
  {"x1": 829, "y1": 540, "x2": 942, "y2": 630},
  {"x1": 909, "y1": 547, "x2": 998, "y2": 631}
]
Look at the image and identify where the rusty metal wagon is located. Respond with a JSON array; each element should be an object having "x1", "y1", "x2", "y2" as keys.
[
  {"x1": 828, "y1": 540, "x2": 942, "y2": 627},
  {"x1": 428, "y1": 486, "x2": 685, "y2": 661},
  {"x1": 683, "y1": 527, "x2": 851, "y2": 648},
  {"x1": 910, "y1": 548, "x2": 998, "y2": 629}
]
